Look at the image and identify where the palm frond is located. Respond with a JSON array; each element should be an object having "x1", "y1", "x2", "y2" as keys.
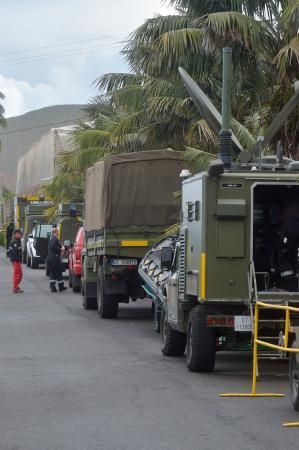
[
  {"x1": 57, "y1": 146, "x2": 107, "y2": 174},
  {"x1": 203, "y1": 11, "x2": 270, "y2": 53},
  {"x1": 231, "y1": 118, "x2": 256, "y2": 150},
  {"x1": 276, "y1": 36, "x2": 299, "y2": 81},
  {"x1": 75, "y1": 129, "x2": 110, "y2": 148},
  {"x1": 94, "y1": 73, "x2": 145, "y2": 92},
  {"x1": 156, "y1": 28, "x2": 205, "y2": 56},
  {"x1": 281, "y1": 0, "x2": 299, "y2": 31},
  {"x1": 184, "y1": 146, "x2": 216, "y2": 172}
]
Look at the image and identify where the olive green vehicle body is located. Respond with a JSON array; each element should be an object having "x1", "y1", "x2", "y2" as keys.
[
  {"x1": 83, "y1": 226, "x2": 168, "y2": 299},
  {"x1": 82, "y1": 150, "x2": 185, "y2": 314},
  {"x1": 164, "y1": 167, "x2": 299, "y2": 356},
  {"x1": 52, "y1": 203, "x2": 83, "y2": 272}
]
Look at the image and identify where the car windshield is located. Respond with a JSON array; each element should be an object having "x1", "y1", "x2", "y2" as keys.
[{"x1": 38, "y1": 225, "x2": 53, "y2": 238}]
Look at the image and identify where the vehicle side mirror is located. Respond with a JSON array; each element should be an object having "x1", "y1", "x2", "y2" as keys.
[
  {"x1": 63, "y1": 240, "x2": 71, "y2": 247},
  {"x1": 161, "y1": 247, "x2": 173, "y2": 270}
]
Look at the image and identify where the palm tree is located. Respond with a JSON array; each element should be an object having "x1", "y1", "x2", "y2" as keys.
[
  {"x1": 94, "y1": 0, "x2": 298, "y2": 161},
  {"x1": 49, "y1": 0, "x2": 298, "y2": 198}
]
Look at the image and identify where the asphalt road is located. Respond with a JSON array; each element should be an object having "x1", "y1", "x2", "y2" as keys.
[{"x1": 0, "y1": 250, "x2": 298, "y2": 450}]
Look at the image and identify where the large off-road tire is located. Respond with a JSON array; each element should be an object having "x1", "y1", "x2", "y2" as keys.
[
  {"x1": 97, "y1": 268, "x2": 119, "y2": 319},
  {"x1": 72, "y1": 275, "x2": 81, "y2": 293},
  {"x1": 26, "y1": 253, "x2": 30, "y2": 267},
  {"x1": 31, "y1": 257, "x2": 39, "y2": 269},
  {"x1": 186, "y1": 306, "x2": 216, "y2": 372},
  {"x1": 45, "y1": 263, "x2": 50, "y2": 277},
  {"x1": 22, "y1": 250, "x2": 27, "y2": 264},
  {"x1": 290, "y1": 341, "x2": 299, "y2": 411},
  {"x1": 161, "y1": 307, "x2": 186, "y2": 356},
  {"x1": 82, "y1": 280, "x2": 97, "y2": 310}
]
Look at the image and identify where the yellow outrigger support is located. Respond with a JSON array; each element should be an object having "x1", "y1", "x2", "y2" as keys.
[{"x1": 220, "y1": 301, "x2": 299, "y2": 427}]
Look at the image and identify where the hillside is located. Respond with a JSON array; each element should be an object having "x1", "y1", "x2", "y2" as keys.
[{"x1": 0, "y1": 104, "x2": 86, "y2": 191}]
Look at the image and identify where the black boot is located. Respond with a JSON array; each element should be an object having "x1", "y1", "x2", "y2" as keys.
[
  {"x1": 50, "y1": 281, "x2": 58, "y2": 292},
  {"x1": 58, "y1": 282, "x2": 67, "y2": 292}
]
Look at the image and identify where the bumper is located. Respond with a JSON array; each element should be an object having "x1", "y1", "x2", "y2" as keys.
[{"x1": 72, "y1": 263, "x2": 82, "y2": 277}]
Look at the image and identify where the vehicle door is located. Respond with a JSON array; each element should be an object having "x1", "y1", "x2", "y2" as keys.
[{"x1": 34, "y1": 225, "x2": 52, "y2": 259}]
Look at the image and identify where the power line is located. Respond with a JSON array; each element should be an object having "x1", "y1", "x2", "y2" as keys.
[
  {"x1": 0, "y1": 115, "x2": 88, "y2": 136},
  {"x1": 0, "y1": 32, "x2": 127, "y2": 58},
  {"x1": 0, "y1": 42, "x2": 121, "y2": 68}
]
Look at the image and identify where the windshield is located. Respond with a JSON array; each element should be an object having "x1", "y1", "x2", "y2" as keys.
[{"x1": 38, "y1": 225, "x2": 53, "y2": 238}]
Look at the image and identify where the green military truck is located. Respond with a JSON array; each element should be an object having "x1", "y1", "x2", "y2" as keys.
[
  {"x1": 45, "y1": 202, "x2": 83, "y2": 275},
  {"x1": 139, "y1": 49, "x2": 299, "y2": 379},
  {"x1": 82, "y1": 150, "x2": 184, "y2": 318}
]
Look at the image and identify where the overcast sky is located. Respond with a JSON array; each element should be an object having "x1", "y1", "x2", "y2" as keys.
[{"x1": 0, "y1": 0, "x2": 174, "y2": 117}]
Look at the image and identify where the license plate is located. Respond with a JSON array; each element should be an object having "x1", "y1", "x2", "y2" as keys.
[
  {"x1": 234, "y1": 316, "x2": 252, "y2": 332},
  {"x1": 111, "y1": 259, "x2": 138, "y2": 266}
]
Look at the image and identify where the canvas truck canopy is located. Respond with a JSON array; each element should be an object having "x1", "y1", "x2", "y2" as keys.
[{"x1": 85, "y1": 149, "x2": 185, "y2": 231}]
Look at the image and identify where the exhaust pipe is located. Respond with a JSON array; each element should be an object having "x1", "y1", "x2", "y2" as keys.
[{"x1": 219, "y1": 48, "x2": 232, "y2": 169}]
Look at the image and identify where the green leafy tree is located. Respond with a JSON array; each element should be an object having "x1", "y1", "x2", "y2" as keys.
[{"x1": 49, "y1": 0, "x2": 298, "y2": 196}]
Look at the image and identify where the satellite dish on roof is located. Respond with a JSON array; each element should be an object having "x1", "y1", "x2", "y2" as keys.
[{"x1": 178, "y1": 67, "x2": 244, "y2": 154}]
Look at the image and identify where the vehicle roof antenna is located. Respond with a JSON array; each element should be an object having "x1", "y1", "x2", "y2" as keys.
[{"x1": 219, "y1": 48, "x2": 233, "y2": 170}]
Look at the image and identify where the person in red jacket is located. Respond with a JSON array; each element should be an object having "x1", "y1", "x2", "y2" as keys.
[{"x1": 9, "y1": 229, "x2": 24, "y2": 293}]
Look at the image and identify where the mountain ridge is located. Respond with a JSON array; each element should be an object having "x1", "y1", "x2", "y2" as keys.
[{"x1": 0, "y1": 104, "x2": 86, "y2": 191}]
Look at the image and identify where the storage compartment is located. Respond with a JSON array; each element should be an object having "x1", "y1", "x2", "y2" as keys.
[
  {"x1": 216, "y1": 199, "x2": 245, "y2": 258},
  {"x1": 253, "y1": 184, "x2": 299, "y2": 292},
  {"x1": 217, "y1": 221, "x2": 245, "y2": 257}
]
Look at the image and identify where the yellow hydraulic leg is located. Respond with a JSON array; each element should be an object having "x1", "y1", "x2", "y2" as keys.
[
  {"x1": 283, "y1": 422, "x2": 299, "y2": 427},
  {"x1": 220, "y1": 303, "x2": 284, "y2": 398}
]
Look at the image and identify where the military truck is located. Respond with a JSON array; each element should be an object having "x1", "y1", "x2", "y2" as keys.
[
  {"x1": 82, "y1": 150, "x2": 185, "y2": 318},
  {"x1": 44, "y1": 202, "x2": 83, "y2": 275},
  {"x1": 139, "y1": 48, "x2": 299, "y2": 375},
  {"x1": 14, "y1": 196, "x2": 52, "y2": 231}
]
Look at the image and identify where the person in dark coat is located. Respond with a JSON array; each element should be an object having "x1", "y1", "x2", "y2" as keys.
[
  {"x1": 9, "y1": 229, "x2": 24, "y2": 293},
  {"x1": 47, "y1": 228, "x2": 67, "y2": 292}
]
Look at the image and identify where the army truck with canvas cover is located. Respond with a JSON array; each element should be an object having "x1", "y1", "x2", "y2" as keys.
[
  {"x1": 82, "y1": 150, "x2": 184, "y2": 318},
  {"x1": 44, "y1": 202, "x2": 83, "y2": 274},
  {"x1": 138, "y1": 49, "x2": 299, "y2": 379}
]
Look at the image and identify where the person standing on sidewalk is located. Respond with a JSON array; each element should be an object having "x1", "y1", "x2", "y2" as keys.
[
  {"x1": 9, "y1": 229, "x2": 24, "y2": 293},
  {"x1": 47, "y1": 228, "x2": 67, "y2": 293}
]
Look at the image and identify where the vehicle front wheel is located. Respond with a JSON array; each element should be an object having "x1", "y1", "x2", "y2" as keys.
[
  {"x1": 186, "y1": 306, "x2": 216, "y2": 372},
  {"x1": 161, "y1": 307, "x2": 186, "y2": 356},
  {"x1": 72, "y1": 275, "x2": 81, "y2": 293},
  {"x1": 31, "y1": 257, "x2": 39, "y2": 269},
  {"x1": 69, "y1": 271, "x2": 73, "y2": 288},
  {"x1": 26, "y1": 253, "x2": 30, "y2": 267},
  {"x1": 82, "y1": 281, "x2": 97, "y2": 310},
  {"x1": 290, "y1": 341, "x2": 299, "y2": 411},
  {"x1": 97, "y1": 268, "x2": 118, "y2": 319}
]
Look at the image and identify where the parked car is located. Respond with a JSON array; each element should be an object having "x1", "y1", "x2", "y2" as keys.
[
  {"x1": 26, "y1": 223, "x2": 53, "y2": 269},
  {"x1": 68, "y1": 226, "x2": 84, "y2": 292}
]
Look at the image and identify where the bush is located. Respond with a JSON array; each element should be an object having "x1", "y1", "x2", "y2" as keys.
[{"x1": 0, "y1": 230, "x2": 5, "y2": 247}]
